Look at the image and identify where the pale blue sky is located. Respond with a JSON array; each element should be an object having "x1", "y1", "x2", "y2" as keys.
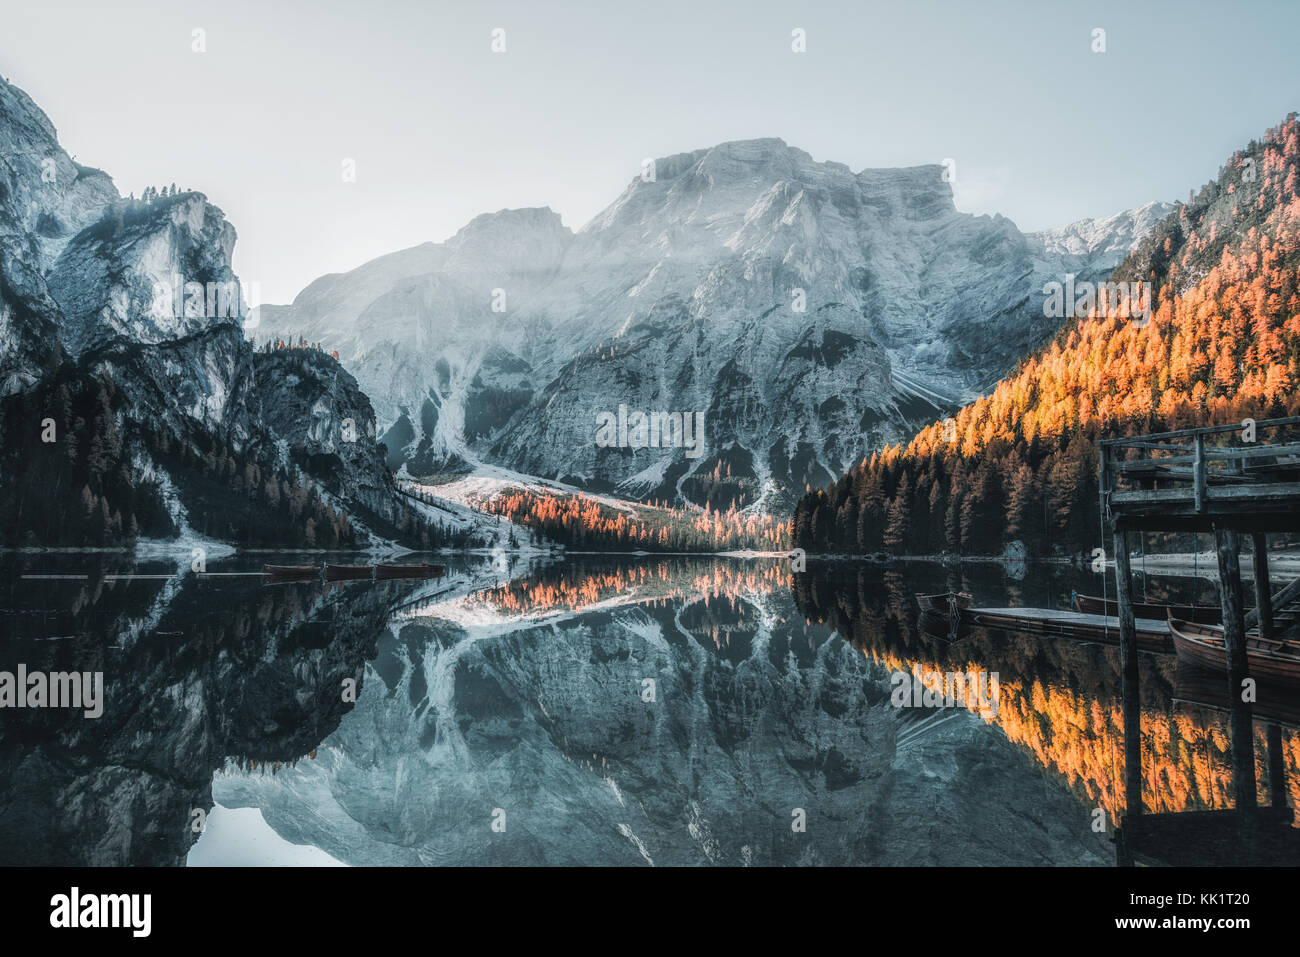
[{"x1": 2, "y1": 0, "x2": 1297, "y2": 302}]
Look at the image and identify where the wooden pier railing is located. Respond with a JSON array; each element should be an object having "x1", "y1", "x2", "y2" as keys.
[{"x1": 1100, "y1": 415, "x2": 1300, "y2": 533}]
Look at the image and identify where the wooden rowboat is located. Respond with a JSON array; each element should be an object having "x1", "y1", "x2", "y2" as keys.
[
  {"x1": 915, "y1": 592, "x2": 972, "y2": 612},
  {"x1": 264, "y1": 564, "x2": 320, "y2": 580},
  {"x1": 914, "y1": 592, "x2": 972, "y2": 641},
  {"x1": 325, "y1": 564, "x2": 373, "y2": 581},
  {"x1": 1168, "y1": 616, "x2": 1300, "y2": 684},
  {"x1": 374, "y1": 563, "x2": 446, "y2": 580},
  {"x1": 1072, "y1": 592, "x2": 1224, "y2": 624}
]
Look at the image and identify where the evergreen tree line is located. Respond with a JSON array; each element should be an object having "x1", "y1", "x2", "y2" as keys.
[
  {"x1": 794, "y1": 113, "x2": 1300, "y2": 559},
  {"x1": 794, "y1": 431, "x2": 1102, "y2": 557},
  {"x1": 0, "y1": 367, "x2": 168, "y2": 546},
  {"x1": 0, "y1": 363, "x2": 463, "y2": 550}
]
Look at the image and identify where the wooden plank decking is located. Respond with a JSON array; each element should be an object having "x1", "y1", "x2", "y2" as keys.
[
  {"x1": 1099, "y1": 420, "x2": 1300, "y2": 862},
  {"x1": 966, "y1": 606, "x2": 1173, "y2": 650}
]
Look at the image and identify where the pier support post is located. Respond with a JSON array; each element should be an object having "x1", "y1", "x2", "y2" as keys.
[
  {"x1": 1251, "y1": 532, "x2": 1275, "y2": 641},
  {"x1": 1113, "y1": 529, "x2": 1142, "y2": 818},
  {"x1": 1214, "y1": 527, "x2": 1257, "y2": 811},
  {"x1": 1267, "y1": 723, "x2": 1287, "y2": 810}
]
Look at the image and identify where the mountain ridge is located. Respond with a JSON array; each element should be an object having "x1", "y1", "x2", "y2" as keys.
[{"x1": 258, "y1": 137, "x2": 1171, "y2": 510}]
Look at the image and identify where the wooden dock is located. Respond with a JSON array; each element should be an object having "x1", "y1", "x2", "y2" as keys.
[
  {"x1": 1101, "y1": 415, "x2": 1300, "y2": 534},
  {"x1": 1100, "y1": 416, "x2": 1300, "y2": 864},
  {"x1": 965, "y1": 606, "x2": 1172, "y2": 651}
]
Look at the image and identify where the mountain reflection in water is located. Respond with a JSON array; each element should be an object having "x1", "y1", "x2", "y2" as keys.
[{"x1": 0, "y1": 554, "x2": 1292, "y2": 866}]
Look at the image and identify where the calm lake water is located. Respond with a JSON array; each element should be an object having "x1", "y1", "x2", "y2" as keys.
[{"x1": 0, "y1": 552, "x2": 1293, "y2": 866}]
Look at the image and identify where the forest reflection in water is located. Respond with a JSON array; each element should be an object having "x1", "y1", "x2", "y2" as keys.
[
  {"x1": 795, "y1": 560, "x2": 1300, "y2": 862},
  {"x1": 0, "y1": 552, "x2": 1294, "y2": 865}
]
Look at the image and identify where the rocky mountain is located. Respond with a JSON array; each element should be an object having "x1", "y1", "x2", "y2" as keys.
[
  {"x1": 259, "y1": 141, "x2": 1170, "y2": 508},
  {"x1": 1028, "y1": 201, "x2": 1172, "y2": 264},
  {"x1": 0, "y1": 77, "x2": 437, "y2": 548},
  {"x1": 251, "y1": 347, "x2": 401, "y2": 528},
  {"x1": 46, "y1": 192, "x2": 257, "y2": 443},
  {"x1": 0, "y1": 81, "x2": 116, "y2": 396}
]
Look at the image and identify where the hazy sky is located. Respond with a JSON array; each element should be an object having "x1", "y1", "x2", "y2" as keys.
[{"x1": 2, "y1": 0, "x2": 1298, "y2": 303}]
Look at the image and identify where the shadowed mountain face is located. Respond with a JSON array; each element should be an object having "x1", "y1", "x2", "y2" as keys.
[{"x1": 258, "y1": 141, "x2": 1169, "y2": 505}]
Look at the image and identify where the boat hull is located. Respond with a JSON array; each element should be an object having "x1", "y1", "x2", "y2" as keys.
[
  {"x1": 1173, "y1": 661, "x2": 1300, "y2": 729},
  {"x1": 1169, "y1": 617, "x2": 1300, "y2": 684},
  {"x1": 914, "y1": 592, "x2": 972, "y2": 612},
  {"x1": 264, "y1": 564, "x2": 320, "y2": 580},
  {"x1": 325, "y1": 564, "x2": 373, "y2": 581},
  {"x1": 917, "y1": 607, "x2": 970, "y2": 641},
  {"x1": 1072, "y1": 592, "x2": 1223, "y2": 624}
]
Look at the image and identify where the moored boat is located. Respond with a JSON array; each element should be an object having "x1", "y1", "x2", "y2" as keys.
[
  {"x1": 325, "y1": 564, "x2": 373, "y2": 581},
  {"x1": 1168, "y1": 616, "x2": 1300, "y2": 683},
  {"x1": 374, "y1": 563, "x2": 446, "y2": 580},
  {"x1": 263, "y1": 564, "x2": 320, "y2": 580},
  {"x1": 1072, "y1": 592, "x2": 1225, "y2": 624},
  {"x1": 914, "y1": 592, "x2": 973, "y2": 641},
  {"x1": 914, "y1": 592, "x2": 972, "y2": 612},
  {"x1": 917, "y1": 606, "x2": 970, "y2": 641}
]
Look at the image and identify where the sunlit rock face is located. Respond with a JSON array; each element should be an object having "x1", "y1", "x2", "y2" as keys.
[
  {"x1": 213, "y1": 577, "x2": 1110, "y2": 866},
  {"x1": 46, "y1": 193, "x2": 258, "y2": 445},
  {"x1": 1, "y1": 76, "x2": 243, "y2": 427},
  {"x1": 0, "y1": 77, "x2": 117, "y2": 396},
  {"x1": 258, "y1": 140, "x2": 1168, "y2": 503}
]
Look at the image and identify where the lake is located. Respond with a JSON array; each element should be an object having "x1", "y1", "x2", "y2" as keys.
[{"x1": 0, "y1": 552, "x2": 1292, "y2": 866}]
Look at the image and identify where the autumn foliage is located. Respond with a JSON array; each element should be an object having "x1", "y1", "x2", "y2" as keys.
[
  {"x1": 475, "y1": 558, "x2": 789, "y2": 616},
  {"x1": 483, "y1": 487, "x2": 790, "y2": 552},
  {"x1": 795, "y1": 114, "x2": 1300, "y2": 556}
]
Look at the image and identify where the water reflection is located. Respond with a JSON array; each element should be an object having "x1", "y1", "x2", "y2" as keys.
[
  {"x1": 198, "y1": 557, "x2": 1111, "y2": 865},
  {"x1": 0, "y1": 554, "x2": 454, "y2": 865},
  {"x1": 0, "y1": 554, "x2": 1292, "y2": 865},
  {"x1": 795, "y1": 563, "x2": 1300, "y2": 866}
]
